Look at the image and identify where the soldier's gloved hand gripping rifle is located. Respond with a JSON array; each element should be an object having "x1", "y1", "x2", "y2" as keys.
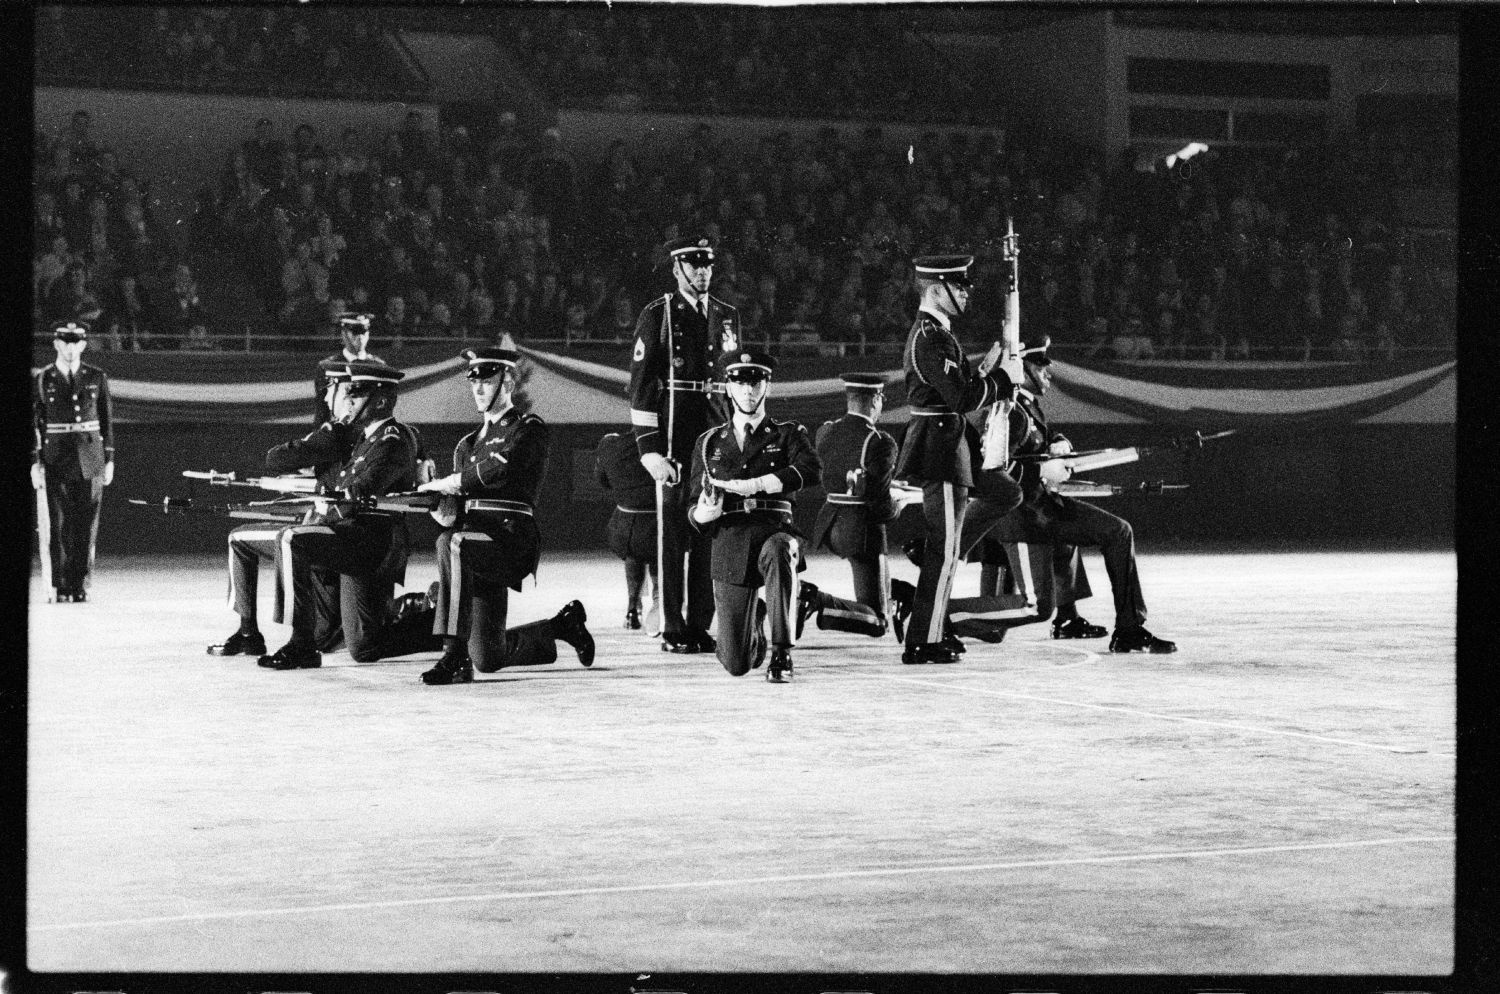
[{"x1": 979, "y1": 217, "x2": 1025, "y2": 471}]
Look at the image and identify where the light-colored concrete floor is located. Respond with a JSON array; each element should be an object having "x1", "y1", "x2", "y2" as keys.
[{"x1": 26, "y1": 549, "x2": 1454, "y2": 975}]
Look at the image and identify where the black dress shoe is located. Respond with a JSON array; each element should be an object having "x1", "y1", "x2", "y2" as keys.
[
  {"x1": 623, "y1": 607, "x2": 642, "y2": 630},
  {"x1": 796, "y1": 581, "x2": 820, "y2": 639},
  {"x1": 661, "y1": 631, "x2": 700, "y2": 653},
  {"x1": 208, "y1": 630, "x2": 267, "y2": 656},
  {"x1": 554, "y1": 600, "x2": 595, "y2": 667},
  {"x1": 1053, "y1": 616, "x2": 1108, "y2": 640},
  {"x1": 421, "y1": 649, "x2": 473, "y2": 685},
  {"x1": 767, "y1": 647, "x2": 793, "y2": 683},
  {"x1": 71, "y1": 588, "x2": 87, "y2": 603},
  {"x1": 750, "y1": 600, "x2": 767, "y2": 669},
  {"x1": 941, "y1": 632, "x2": 966, "y2": 655},
  {"x1": 1109, "y1": 626, "x2": 1177, "y2": 654},
  {"x1": 257, "y1": 643, "x2": 322, "y2": 670},
  {"x1": 689, "y1": 628, "x2": 717, "y2": 653},
  {"x1": 902, "y1": 643, "x2": 959, "y2": 665},
  {"x1": 889, "y1": 579, "x2": 915, "y2": 642},
  {"x1": 902, "y1": 537, "x2": 926, "y2": 569},
  {"x1": 971, "y1": 625, "x2": 1008, "y2": 644}
]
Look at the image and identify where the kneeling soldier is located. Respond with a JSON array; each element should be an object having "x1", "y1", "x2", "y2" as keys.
[
  {"x1": 257, "y1": 361, "x2": 438, "y2": 669},
  {"x1": 416, "y1": 347, "x2": 595, "y2": 685},
  {"x1": 689, "y1": 350, "x2": 821, "y2": 682},
  {"x1": 800, "y1": 373, "x2": 917, "y2": 640},
  {"x1": 210, "y1": 358, "x2": 356, "y2": 657}
]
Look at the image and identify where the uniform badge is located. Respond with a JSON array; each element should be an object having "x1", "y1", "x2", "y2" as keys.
[
  {"x1": 721, "y1": 322, "x2": 738, "y2": 352},
  {"x1": 633, "y1": 337, "x2": 646, "y2": 362},
  {"x1": 944, "y1": 358, "x2": 958, "y2": 375},
  {"x1": 673, "y1": 357, "x2": 684, "y2": 368}
]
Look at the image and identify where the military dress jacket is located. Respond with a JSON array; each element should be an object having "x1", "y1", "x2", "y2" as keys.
[
  {"x1": 1007, "y1": 388, "x2": 1077, "y2": 528},
  {"x1": 451, "y1": 407, "x2": 550, "y2": 590},
  {"x1": 593, "y1": 430, "x2": 656, "y2": 512},
  {"x1": 810, "y1": 413, "x2": 898, "y2": 558},
  {"x1": 893, "y1": 309, "x2": 1015, "y2": 487},
  {"x1": 687, "y1": 416, "x2": 822, "y2": 586},
  {"x1": 267, "y1": 417, "x2": 420, "y2": 583},
  {"x1": 627, "y1": 291, "x2": 741, "y2": 466},
  {"x1": 33, "y1": 362, "x2": 113, "y2": 479}
]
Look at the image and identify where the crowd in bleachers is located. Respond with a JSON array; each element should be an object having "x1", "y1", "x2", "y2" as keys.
[
  {"x1": 36, "y1": 5, "x2": 410, "y2": 97},
  {"x1": 483, "y1": 5, "x2": 967, "y2": 124},
  {"x1": 33, "y1": 6, "x2": 1455, "y2": 363}
]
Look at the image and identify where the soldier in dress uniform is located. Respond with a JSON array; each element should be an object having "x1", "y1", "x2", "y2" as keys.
[
  {"x1": 314, "y1": 310, "x2": 380, "y2": 425},
  {"x1": 255, "y1": 361, "x2": 440, "y2": 669},
  {"x1": 798, "y1": 373, "x2": 918, "y2": 640},
  {"x1": 999, "y1": 335, "x2": 1176, "y2": 654},
  {"x1": 208, "y1": 358, "x2": 357, "y2": 658},
  {"x1": 416, "y1": 347, "x2": 595, "y2": 686},
  {"x1": 594, "y1": 429, "x2": 660, "y2": 632},
  {"x1": 627, "y1": 233, "x2": 741, "y2": 654},
  {"x1": 688, "y1": 350, "x2": 821, "y2": 683},
  {"x1": 32, "y1": 320, "x2": 114, "y2": 602},
  {"x1": 894, "y1": 254, "x2": 1024, "y2": 665}
]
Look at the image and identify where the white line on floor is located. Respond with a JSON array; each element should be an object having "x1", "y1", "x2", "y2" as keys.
[
  {"x1": 29, "y1": 835, "x2": 1451, "y2": 932},
  {"x1": 857, "y1": 672, "x2": 1442, "y2": 754}
]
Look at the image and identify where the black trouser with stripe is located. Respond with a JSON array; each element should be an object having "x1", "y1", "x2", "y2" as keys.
[
  {"x1": 227, "y1": 522, "x2": 341, "y2": 651},
  {"x1": 44, "y1": 464, "x2": 102, "y2": 594},
  {"x1": 659, "y1": 480, "x2": 715, "y2": 638},
  {"x1": 278, "y1": 520, "x2": 435, "y2": 662},
  {"x1": 713, "y1": 530, "x2": 801, "y2": 676},
  {"x1": 433, "y1": 529, "x2": 560, "y2": 673}
]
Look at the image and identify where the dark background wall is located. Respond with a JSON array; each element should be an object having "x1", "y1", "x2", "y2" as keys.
[{"x1": 102, "y1": 422, "x2": 1453, "y2": 558}]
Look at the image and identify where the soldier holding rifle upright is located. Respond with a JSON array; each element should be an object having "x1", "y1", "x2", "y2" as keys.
[
  {"x1": 894, "y1": 254, "x2": 1023, "y2": 666},
  {"x1": 627, "y1": 233, "x2": 741, "y2": 654}
]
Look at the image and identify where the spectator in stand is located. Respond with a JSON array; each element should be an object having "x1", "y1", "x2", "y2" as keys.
[
  {"x1": 494, "y1": 276, "x2": 530, "y2": 340},
  {"x1": 34, "y1": 236, "x2": 74, "y2": 319},
  {"x1": 242, "y1": 116, "x2": 284, "y2": 187},
  {"x1": 603, "y1": 290, "x2": 636, "y2": 343},
  {"x1": 1252, "y1": 263, "x2": 1302, "y2": 360},
  {"x1": 528, "y1": 270, "x2": 566, "y2": 338},
  {"x1": 44, "y1": 263, "x2": 104, "y2": 330},
  {"x1": 156, "y1": 263, "x2": 208, "y2": 351},
  {"x1": 522, "y1": 127, "x2": 581, "y2": 234},
  {"x1": 1180, "y1": 293, "x2": 1222, "y2": 361},
  {"x1": 101, "y1": 272, "x2": 150, "y2": 352},
  {"x1": 373, "y1": 293, "x2": 415, "y2": 349}
]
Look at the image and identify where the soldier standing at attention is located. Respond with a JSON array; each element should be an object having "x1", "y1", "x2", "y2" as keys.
[
  {"x1": 314, "y1": 310, "x2": 381, "y2": 426},
  {"x1": 798, "y1": 373, "x2": 917, "y2": 641},
  {"x1": 416, "y1": 347, "x2": 594, "y2": 686},
  {"x1": 688, "y1": 351, "x2": 821, "y2": 683},
  {"x1": 594, "y1": 428, "x2": 660, "y2": 633},
  {"x1": 628, "y1": 234, "x2": 741, "y2": 654},
  {"x1": 32, "y1": 320, "x2": 114, "y2": 603},
  {"x1": 894, "y1": 255, "x2": 1023, "y2": 665}
]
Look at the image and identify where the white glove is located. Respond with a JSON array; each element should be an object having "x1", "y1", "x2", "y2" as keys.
[
  {"x1": 1048, "y1": 437, "x2": 1074, "y2": 456},
  {"x1": 712, "y1": 476, "x2": 758, "y2": 497},
  {"x1": 998, "y1": 351, "x2": 1025, "y2": 385},
  {"x1": 641, "y1": 452, "x2": 679, "y2": 485},
  {"x1": 31, "y1": 463, "x2": 45, "y2": 490},
  {"x1": 430, "y1": 495, "x2": 459, "y2": 528},
  {"x1": 1039, "y1": 458, "x2": 1071, "y2": 489},
  {"x1": 103, "y1": 461, "x2": 115, "y2": 487},
  {"x1": 418, "y1": 472, "x2": 464, "y2": 496},
  {"x1": 692, "y1": 487, "x2": 723, "y2": 524}
]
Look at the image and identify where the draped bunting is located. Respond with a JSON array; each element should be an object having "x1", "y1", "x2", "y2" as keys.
[{"x1": 33, "y1": 344, "x2": 1454, "y2": 427}]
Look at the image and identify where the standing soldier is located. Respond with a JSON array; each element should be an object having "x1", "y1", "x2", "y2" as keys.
[
  {"x1": 798, "y1": 373, "x2": 917, "y2": 640},
  {"x1": 894, "y1": 255, "x2": 1023, "y2": 665},
  {"x1": 688, "y1": 351, "x2": 821, "y2": 683},
  {"x1": 257, "y1": 361, "x2": 437, "y2": 669},
  {"x1": 628, "y1": 233, "x2": 741, "y2": 654},
  {"x1": 314, "y1": 310, "x2": 380, "y2": 425},
  {"x1": 416, "y1": 347, "x2": 595, "y2": 685},
  {"x1": 32, "y1": 320, "x2": 114, "y2": 603},
  {"x1": 594, "y1": 428, "x2": 660, "y2": 633}
]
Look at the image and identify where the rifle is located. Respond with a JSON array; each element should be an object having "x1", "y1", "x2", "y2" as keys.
[
  {"x1": 181, "y1": 469, "x2": 319, "y2": 494},
  {"x1": 1055, "y1": 480, "x2": 1189, "y2": 498},
  {"x1": 131, "y1": 489, "x2": 454, "y2": 524},
  {"x1": 1013, "y1": 429, "x2": 1237, "y2": 474},
  {"x1": 979, "y1": 217, "x2": 1023, "y2": 471}
]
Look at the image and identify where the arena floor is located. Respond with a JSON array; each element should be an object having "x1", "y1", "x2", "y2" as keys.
[{"x1": 25, "y1": 548, "x2": 1454, "y2": 976}]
